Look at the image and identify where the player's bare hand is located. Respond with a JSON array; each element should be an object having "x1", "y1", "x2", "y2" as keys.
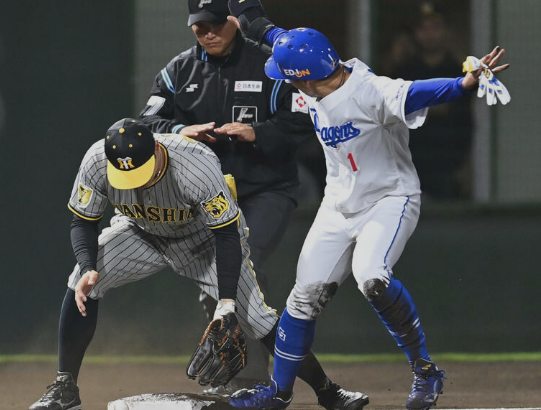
[
  {"x1": 75, "y1": 270, "x2": 99, "y2": 317},
  {"x1": 180, "y1": 122, "x2": 217, "y2": 143},
  {"x1": 215, "y1": 122, "x2": 256, "y2": 142},
  {"x1": 462, "y1": 47, "x2": 510, "y2": 89},
  {"x1": 481, "y1": 46, "x2": 510, "y2": 74}
]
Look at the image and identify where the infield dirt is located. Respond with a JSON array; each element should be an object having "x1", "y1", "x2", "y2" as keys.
[{"x1": 4, "y1": 360, "x2": 541, "y2": 409}]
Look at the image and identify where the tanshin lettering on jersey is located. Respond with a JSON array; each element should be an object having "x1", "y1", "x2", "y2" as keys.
[
  {"x1": 312, "y1": 110, "x2": 361, "y2": 148},
  {"x1": 111, "y1": 202, "x2": 194, "y2": 223}
]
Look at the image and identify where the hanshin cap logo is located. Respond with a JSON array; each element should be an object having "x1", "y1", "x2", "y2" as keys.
[{"x1": 104, "y1": 118, "x2": 156, "y2": 190}]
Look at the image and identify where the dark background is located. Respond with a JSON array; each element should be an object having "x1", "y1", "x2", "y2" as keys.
[{"x1": 0, "y1": 1, "x2": 540, "y2": 357}]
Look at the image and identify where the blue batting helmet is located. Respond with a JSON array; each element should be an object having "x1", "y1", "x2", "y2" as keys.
[{"x1": 265, "y1": 28, "x2": 340, "y2": 81}]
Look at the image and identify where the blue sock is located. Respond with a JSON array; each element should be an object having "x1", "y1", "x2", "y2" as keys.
[
  {"x1": 273, "y1": 308, "x2": 316, "y2": 392},
  {"x1": 369, "y1": 278, "x2": 430, "y2": 365}
]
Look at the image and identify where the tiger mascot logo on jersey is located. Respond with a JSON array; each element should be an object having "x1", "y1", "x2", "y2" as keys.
[
  {"x1": 78, "y1": 184, "x2": 93, "y2": 207},
  {"x1": 202, "y1": 191, "x2": 230, "y2": 219}
]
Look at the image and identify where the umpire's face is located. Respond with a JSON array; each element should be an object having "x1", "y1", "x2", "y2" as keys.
[{"x1": 192, "y1": 19, "x2": 237, "y2": 57}]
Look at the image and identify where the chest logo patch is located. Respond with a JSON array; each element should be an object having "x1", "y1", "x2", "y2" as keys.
[
  {"x1": 78, "y1": 184, "x2": 93, "y2": 207},
  {"x1": 233, "y1": 106, "x2": 258, "y2": 123},
  {"x1": 202, "y1": 191, "x2": 230, "y2": 219},
  {"x1": 234, "y1": 81, "x2": 263, "y2": 92}
]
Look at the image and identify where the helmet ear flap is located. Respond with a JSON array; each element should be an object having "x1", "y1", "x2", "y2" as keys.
[{"x1": 265, "y1": 28, "x2": 340, "y2": 81}]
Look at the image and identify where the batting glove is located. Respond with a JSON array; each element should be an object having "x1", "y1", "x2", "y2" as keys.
[
  {"x1": 462, "y1": 56, "x2": 511, "y2": 105},
  {"x1": 213, "y1": 300, "x2": 236, "y2": 320}
]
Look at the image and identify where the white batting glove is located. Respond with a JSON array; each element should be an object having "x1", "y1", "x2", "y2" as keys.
[
  {"x1": 463, "y1": 56, "x2": 511, "y2": 105},
  {"x1": 213, "y1": 300, "x2": 236, "y2": 320}
]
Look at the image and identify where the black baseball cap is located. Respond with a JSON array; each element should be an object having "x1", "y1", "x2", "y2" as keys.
[
  {"x1": 187, "y1": 0, "x2": 229, "y2": 26},
  {"x1": 104, "y1": 118, "x2": 156, "y2": 190}
]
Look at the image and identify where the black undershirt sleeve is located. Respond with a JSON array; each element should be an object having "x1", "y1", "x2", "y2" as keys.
[
  {"x1": 70, "y1": 214, "x2": 99, "y2": 275},
  {"x1": 213, "y1": 221, "x2": 242, "y2": 300}
]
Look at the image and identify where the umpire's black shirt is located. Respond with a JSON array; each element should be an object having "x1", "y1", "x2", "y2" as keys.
[{"x1": 139, "y1": 31, "x2": 316, "y2": 202}]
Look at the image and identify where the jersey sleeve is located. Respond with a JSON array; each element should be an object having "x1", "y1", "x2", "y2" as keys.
[
  {"x1": 67, "y1": 142, "x2": 109, "y2": 221},
  {"x1": 371, "y1": 76, "x2": 428, "y2": 129},
  {"x1": 183, "y1": 149, "x2": 241, "y2": 229},
  {"x1": 138, "y1": 60, "x2": 190, "y2": 134}
]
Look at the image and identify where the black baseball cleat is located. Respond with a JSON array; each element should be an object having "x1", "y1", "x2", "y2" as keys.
[
  {"x1": 406, "y1": 358, "x2": 446, "y2": 410},
  {"x1": 29, "y1": 372, "x2": 82, "y2": 410},
  {"x1": 317, "y1": 381, "x2": 369, "y2": 410}
]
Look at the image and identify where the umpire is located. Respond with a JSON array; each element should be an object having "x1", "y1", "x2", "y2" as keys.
[{"x1": 139, "y1": 0, "x2": 316, "y2": 390}]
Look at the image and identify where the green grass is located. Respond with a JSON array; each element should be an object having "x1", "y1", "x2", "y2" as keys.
[{"x1": 2, "y1": 352, "x2": 541, "y2": 365}]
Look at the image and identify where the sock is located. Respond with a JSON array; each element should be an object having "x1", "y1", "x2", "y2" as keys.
[
  {"x1": 58, "y1": 289, "x2": 99, "y2": 382},
  {"x1": 262, "y1": 322, "x2": 330, "y2": 394},
  {"x1": 369, "y1": 278, "x2": 430, "y2": 365},
  {"x1": 272, "y1": 308, "x2": 316, "y2": 392}
]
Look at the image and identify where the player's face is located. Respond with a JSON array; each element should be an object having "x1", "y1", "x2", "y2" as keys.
[{"x1": 192, "y1": 20, "x2": 237, "y2": 57}]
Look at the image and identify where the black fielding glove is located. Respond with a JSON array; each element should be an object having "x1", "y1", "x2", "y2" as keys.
[
  {"x1": 229, "y1": 0, "x2": 275, "y2": 43},
  {"x1": 186, "y1": 312, "x2": 248, "y2": 387}
]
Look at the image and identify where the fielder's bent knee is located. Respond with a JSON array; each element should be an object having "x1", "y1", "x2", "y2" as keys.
[{"x1": 286, "y1": 281, "x2": 338, "y2": 320}]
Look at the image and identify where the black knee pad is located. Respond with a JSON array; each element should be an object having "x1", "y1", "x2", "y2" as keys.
[{"x1": 363, "y1": 278, "x2": 388, "y2": 302}]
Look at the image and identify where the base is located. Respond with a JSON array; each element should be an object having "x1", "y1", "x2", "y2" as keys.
[{"x1": 108, "y1": 392, "x2": 233, "y2": 410}]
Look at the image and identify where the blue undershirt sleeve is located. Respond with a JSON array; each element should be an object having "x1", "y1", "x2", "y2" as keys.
[
  {"x1": 264, "y1": 27, "x2": 288, "y2": 46},
  {"x1": 405, "y1": 77, "x2": 469, "y2": 115}
]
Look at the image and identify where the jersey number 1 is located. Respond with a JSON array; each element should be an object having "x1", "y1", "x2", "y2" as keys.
[{"x1": 347, "y1": 153, "x2": 358, "y2": 171}]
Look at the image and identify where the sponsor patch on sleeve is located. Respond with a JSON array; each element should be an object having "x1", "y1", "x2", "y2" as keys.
[
  {"x1": 291, "y1": 92, "x2": 309, "y2": 113},
  {"x1": 201, "y1": 191, "x2": 230, "y2": 219},
  {"x1": 77, "y1": 184, "x2": 93, "y2": 208}
]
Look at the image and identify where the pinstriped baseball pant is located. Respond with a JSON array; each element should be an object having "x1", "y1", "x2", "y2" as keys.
[{"x1": 67, "y1": 215, "x2": 278, "y2": 339}]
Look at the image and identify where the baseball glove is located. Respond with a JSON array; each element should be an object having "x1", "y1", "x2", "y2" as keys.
[{"x1": 186, "y1": 312, "x2": 248, "y2": 387}]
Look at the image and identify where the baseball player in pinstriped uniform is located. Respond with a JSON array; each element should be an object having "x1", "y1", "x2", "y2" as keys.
[{"x1": 29, "y1": 118, "x2": 368, "y2": 410}]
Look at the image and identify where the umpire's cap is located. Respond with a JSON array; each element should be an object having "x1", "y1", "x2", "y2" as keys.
[
  {"x1": 265, "y1": 28, "x2": 340, "y2": 81},
  {"x1": 187, "y1": 0, "x2": 229, "y2": 26},
  {"x1": 104, "y1": 118, "x2": 156, "y2": 190}
]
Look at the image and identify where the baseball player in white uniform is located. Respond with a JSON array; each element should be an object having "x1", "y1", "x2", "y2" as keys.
[
  {"x1": 29, "y1": 118, "x2": 369, "y2": 410},
  {"x1": 227, "y1": 2, "x2": 510, "y2": 409}
]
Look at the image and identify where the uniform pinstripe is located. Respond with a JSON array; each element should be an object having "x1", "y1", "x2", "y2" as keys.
[{"x1": 67, "y1": 133, "x2": 277, "y2": 339}]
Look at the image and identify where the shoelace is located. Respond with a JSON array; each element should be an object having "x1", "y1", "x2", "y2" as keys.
[
  {"x1": 411, "y1": 370, "x2": 446, "y2": 392},
  {"x1": 41, "y1": 381, "x2": 64, "y2": 400},
  {"x1": 411, "y1": 373, "x2": 431, "y2": 392},
  {"x1": 336, "y1": 389, "x2": 352, "y2": 401}
]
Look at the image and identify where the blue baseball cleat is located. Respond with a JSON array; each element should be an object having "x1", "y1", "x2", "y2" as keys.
[
  {"x1": 229, "y1": 378, "x2": 293, "y2": 409},
  {"x1": 407, "y1": 358, "x2": 446, "y2": 409}
]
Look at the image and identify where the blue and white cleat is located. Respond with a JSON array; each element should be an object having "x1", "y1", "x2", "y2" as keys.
[
  {"x1": 407, "y1": 358, "x2": 446, "y2": 409},
  {"x1": 229, "y1": 378, "x2": 293, "y2": 409}
]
